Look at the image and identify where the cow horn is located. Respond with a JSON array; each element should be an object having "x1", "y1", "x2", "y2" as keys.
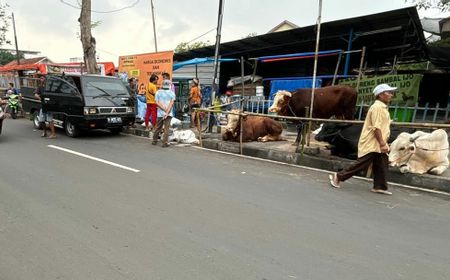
[
  {"x1": 409, "y1": 135, "x2": 420, "y2": 142},
  {"x1": 282, "y1": 90, "x2": 292, "y2": 97}
]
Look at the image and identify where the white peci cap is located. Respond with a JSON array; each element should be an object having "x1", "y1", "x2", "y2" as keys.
[{"x1": 373, "y1": 83, "x2": 397, "y2": 96}]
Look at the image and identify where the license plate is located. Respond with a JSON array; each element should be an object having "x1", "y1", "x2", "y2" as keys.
[{"x1": 107, "y1": 117, "x2": 122, "y2": 123}]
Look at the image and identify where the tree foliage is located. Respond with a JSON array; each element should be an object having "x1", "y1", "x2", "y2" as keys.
[
  {"x1": 0, "y1": 2, "x2": 10, "y2": 46},
  {"x1": 242, "y1": 32, "x2": 257, "y2": 39},
  {"x1": 0, "y1": 51, "x2": 24, "y2": 65},
  {"x1": 428, "y1": 36, "x2": 450, "y2": 46},
  {"x1": 174, "y1": 41, "x2": 211, "y2": 53},
  {"x1": 407, "y1": 0, "x2": 450, "y2": 11}
]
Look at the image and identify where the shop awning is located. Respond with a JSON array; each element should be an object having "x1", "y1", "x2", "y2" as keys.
[{"x1": 173, "y1": 57, "x2": 237, "y2": 70}]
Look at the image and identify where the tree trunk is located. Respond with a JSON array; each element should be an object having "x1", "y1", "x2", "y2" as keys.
[{"x1": 79, "y1": 0, "x2": 98, "y2": 74}]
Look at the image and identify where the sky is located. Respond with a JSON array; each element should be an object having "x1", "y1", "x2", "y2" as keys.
[{"x1": 3, "y1": 0, "x2": 449, "y2": 64}]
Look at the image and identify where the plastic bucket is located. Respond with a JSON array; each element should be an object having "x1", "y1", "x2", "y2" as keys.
[{"x1": 255, "y1": 86, "x2": 264, "y2": 96}]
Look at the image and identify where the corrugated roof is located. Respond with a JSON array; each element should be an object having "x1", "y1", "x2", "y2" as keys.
[
  {"x1": 174, "y1": 7, "x2": 428, "y2": 69},
  {"x1": 4, "y1": 56, "x2": 49, "y2": 67}
]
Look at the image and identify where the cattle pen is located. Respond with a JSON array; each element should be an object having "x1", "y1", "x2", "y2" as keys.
[{"x1": 194, "y1": 106, "x2": 450, "y2": 156}]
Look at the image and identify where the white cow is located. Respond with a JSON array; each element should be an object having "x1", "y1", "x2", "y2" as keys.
[{"x1": 388, "y1": 129, "x2": 449, "y2": 175}]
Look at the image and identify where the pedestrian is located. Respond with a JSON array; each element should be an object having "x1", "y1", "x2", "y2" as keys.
[
  {"x1": 152, "y1": 79, "x2": 176, "y2": 147},
  {"x1": 162, "y1": 72, "x2": 175, "y2": 93},
  {"x1": 136, "y1": 83, "x2": 147, "y2": 122},
  {"x1": 329, "y1": 83, "x2": 396, "y2": 195},
  {"x1": 34, "y1": 76, "x2": 56, "y2": 139},
  {"x1": 7, "y1": 82, "x2": 18, "y2": 95},
  {"x1": 144, "y1": 74, "x2": 159, "y2": 131},
  {"x1": 189, "y1": 78, "x2": 202, "y2": 130}
]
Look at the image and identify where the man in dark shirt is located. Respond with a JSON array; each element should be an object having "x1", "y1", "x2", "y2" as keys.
[{"x1": 34, "y1": 76, "x2": 56, "y2": 138}]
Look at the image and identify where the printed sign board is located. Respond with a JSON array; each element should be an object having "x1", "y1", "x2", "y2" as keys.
[
  {"x1": 118, "y1": 51, "x2": 174, "y2": 88},
  {"x1": 339, "y1": 74, "x2": 423, "y2": 106}
]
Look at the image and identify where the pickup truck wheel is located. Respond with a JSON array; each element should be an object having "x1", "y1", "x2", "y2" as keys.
[
  {"x1": 33, "y1": 111, "x2": 42, "y2": 129},
  {"x1": 64, "y1": 119, "x2": 79, "y2": 137},
  {"x1": 109, "y1": 127, "x2": 122, "y2": 135}
]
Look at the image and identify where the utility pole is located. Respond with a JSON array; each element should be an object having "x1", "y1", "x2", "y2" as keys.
[
  {"x1": 208, "y1": 0, "x2": 224, "y2": 132},
  {"x1": 12, "y1": 12, "x2": 20, "y2": 65},
  {"x1": 211, "y1": 0, "x2": 224, "y2": 105},
  {"x1": 150, "y1": 0, "x2": 158, "y2": 52}
]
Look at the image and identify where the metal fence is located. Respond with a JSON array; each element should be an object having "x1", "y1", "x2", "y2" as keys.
[
  {"x1": 356, "y1": 101, "x2": 450, "y2": 123},
  {"x1": 236, "y1": 96, "x2": 450, "y2": 123}
]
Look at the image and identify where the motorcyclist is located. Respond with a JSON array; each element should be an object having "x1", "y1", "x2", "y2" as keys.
[{"x1": 6, "y1": 89, "x2": 20, "y2": 119}]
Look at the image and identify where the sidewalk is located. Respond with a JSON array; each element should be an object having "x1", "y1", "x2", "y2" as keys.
[{"x1": 125, "y1": 126, "x2": 450, "y2": 194}]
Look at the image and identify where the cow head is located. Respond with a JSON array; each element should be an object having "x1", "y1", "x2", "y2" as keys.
[
  {"x1": 268, "y1": 90, "x2": 291, "y2": 114},
  {"x1": 225, "y1": 109, "x2": 241, "y2": 136},
  {"x1": 388, "y1": 132, "x2": 417, "y2": 169},
  {"x1": 314, "y1": 123, "x2": 353, "y2": 142}
]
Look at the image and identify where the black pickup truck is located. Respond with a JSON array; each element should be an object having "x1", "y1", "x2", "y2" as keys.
[{"x1": 21, "y1": 74, "x2": 135, "y2": 137}]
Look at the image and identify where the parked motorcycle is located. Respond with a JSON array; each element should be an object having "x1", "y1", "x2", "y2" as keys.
[{"x1": 6, "y1": 90, "x2": 20, "y2": 119}]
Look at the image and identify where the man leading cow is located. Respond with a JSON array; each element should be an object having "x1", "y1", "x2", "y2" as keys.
[{"x1": 329, "y1": 83, "x2": 396, "y2": 195}]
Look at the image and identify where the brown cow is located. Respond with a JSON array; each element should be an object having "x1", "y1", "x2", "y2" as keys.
[
  {"x1": 223, "y1": 110, "x2": 284, "y2": 142},
  {"x1": 268, "y1": 85, "x2": 357, "y2": 120}
]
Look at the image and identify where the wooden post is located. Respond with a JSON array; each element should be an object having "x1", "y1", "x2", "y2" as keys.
[{"x1": 305, "y1": 107, "x2": 311, "y2": 147}]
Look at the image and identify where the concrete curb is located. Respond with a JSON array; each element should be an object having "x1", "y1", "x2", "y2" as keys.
[
  {"x1": 124, "y1": 127, "x2": 450, "y2": 193},
  {"x1": 200, "y1": 138, "x2": 450, "y2": 193}
]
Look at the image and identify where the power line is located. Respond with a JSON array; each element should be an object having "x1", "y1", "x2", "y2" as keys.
[
  {"x1": 96, "y1": 47, "x2": 119, "y2": 57},
  {"x1": 186, "y1": 28, "x2": 216, "y2": 44},
  {"x1": 60, "y1": 0, "x2": 140, "y2": 14}
]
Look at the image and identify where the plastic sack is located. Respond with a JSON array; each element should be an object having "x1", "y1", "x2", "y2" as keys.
[{"x1": 170, "y1": 117, "x2": 182, "y2": 128}]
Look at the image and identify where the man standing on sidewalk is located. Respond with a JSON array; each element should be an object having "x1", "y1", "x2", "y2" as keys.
[
  {"x1": 152, "y1": 79, "x2": 176, "y2": 147},
  {"x1": 329, "y1": 83, "x2": 396, "y2": 195},
  {"x1": 144, "y1": 74, "x2": 159, "y2": 131}
]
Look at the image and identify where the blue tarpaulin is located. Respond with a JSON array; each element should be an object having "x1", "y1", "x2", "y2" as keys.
[
  {"x1": 173, "y1": 57, "x2": 238, "y2": 70},
  {"x1": 269, "y1": 79, "x2": 322, "y2": 100}
]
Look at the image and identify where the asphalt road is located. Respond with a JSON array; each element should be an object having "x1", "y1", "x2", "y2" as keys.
[{"x1": 0, "y1": 119, "x2": 449, "y2": 280}]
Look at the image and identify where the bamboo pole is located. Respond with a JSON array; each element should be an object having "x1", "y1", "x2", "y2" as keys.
[
  {"x1": 196, "y1": 109, "x2": 203, "y2": 147},
  {"x1": 239, "y1": 113, "x2": 244, "y2": 155},
  {"x1": 307, "y1": 0, "x2": 323, "y2": 146}
]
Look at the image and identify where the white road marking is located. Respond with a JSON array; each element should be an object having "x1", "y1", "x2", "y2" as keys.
[
  {"x1": 48, "y1": 145, "x2": 140, "y2": 173},
  {"x1": 194, "y1": 146, "x2": 450, "y2": 196}
]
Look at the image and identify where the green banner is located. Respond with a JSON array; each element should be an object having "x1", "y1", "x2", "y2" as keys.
[{"x1": 339, "y1": 74, "x2": 423, "y2": 106}]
